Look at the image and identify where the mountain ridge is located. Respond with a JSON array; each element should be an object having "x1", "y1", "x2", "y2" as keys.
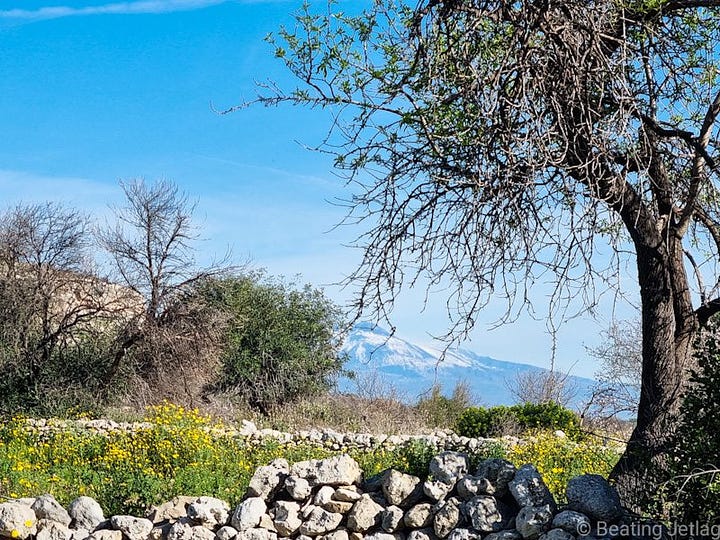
[{"x1": 338, "y1": 323, "x2": 596, "y2": 408}]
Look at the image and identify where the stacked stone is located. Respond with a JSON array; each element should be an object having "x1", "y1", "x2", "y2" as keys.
[
  {"x1": 0, "y1": 452, "x2": 630, "y2": 540},
  {"x1": 23, "y1": 419, "x2": 506, "y2": 456}
]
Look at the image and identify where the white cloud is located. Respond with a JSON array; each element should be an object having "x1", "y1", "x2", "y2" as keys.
[{"x1": 0, "y1": 1, "x2": 239, "y2": 21}]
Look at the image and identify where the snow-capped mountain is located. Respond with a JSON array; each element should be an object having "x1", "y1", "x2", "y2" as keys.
[{"x1": 338, "y1": 322, "x2": 597, "y2": 408}]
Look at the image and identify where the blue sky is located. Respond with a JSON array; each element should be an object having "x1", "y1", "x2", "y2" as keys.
[{"x1": 0, "y1": 0, "x2": 633, "y2": 378}]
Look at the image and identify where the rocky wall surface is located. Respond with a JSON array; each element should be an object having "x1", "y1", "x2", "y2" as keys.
[
  {"x1": 0, "y1": 452, "x2": 642, "y2": 540},
  {"x1": 22, "y1": 419, "x2": 510, "y2": 454}
]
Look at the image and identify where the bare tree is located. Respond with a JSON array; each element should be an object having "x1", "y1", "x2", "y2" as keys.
[
  {"x1": 231, "y1": 0, "x2": 720, "y2": 507},
  {"x1": 98, "y1": 179, "x2": 229, "y2": 401},
  {"x1": 508, "y1": 370, "x2": 576, "y2": 408},
  {"x1": 585, "y1": 319, "x2": 642, "y2": 421},
  {"x1": 0, "y1": 202, "x2": 126, "y2": 404}
]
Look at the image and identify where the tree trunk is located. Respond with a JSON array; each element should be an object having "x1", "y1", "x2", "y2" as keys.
[{"x1": 610, "y1": 236, "x2": 698, "y2": 510}]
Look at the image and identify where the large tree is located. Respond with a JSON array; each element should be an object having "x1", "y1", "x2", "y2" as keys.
[{"x1": 235, "y1": 0, "x2": 720, "y2": 506}]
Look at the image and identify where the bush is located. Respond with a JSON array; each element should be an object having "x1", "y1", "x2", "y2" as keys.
[
  {"x1": 659, "y1": 327, "x2": 720, "y2": 524},
  {"x1": 511, "y1": 401, "x2": 580, "y2": 434},
  {"x1": 415, "y1": 382, "x2": 473, "y2": 428},
  {"x1": 201, "y1": 273, "x2": 347, "y2": 413},
  {"x1": 455, "y1": 402, "x2": 579, "y2": 438}
]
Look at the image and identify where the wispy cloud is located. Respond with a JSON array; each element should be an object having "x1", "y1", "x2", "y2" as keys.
[{"x1": 0, "y1": 0, "x2": 237, "y2": 21}]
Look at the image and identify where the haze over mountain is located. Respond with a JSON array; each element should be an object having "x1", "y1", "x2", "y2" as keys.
[{"x1": 338, "y1": 322, "x2": 597, "y2": 409}]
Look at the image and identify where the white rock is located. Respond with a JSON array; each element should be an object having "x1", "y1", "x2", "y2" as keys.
[
  {"x1": 298, "y1": 508, "x2": 343, "y2": 537},
  {"x1": 32, "y1": 495, "x2": 71, "y2": 527},
  {"x1": 110, "y1": 516, "x2": 154, "y2": 540},
  {"x1": 429, "y1": 452, "x2": 469, "y2": 484},
  {"x1": 216, "y1": 526, "x2": 238, "y2": 540},
  {"x1": 231, "y1": 499, "x2": 267, "y2": 532},
  {"x1": 0, "y1": 501, "x2": 37, "y2": 539},
  {"x1": 313, "y1": 487, "x2": 335, "y2": 507},
  {"x1": 346, "y1": 495, "x2": 384, "y2": 532},
  {"x1": 403, "y1": 504, "x2": 433, "y2": 529},
  {"x1": 248, "y1": 460, "x2": 289, "y2": 501},
  {"x1": 69, "y1": 498, "x2": 104, "y2": 532},
  {"x1": 382, "y1": 471, "x2": 422, "y2": 508},
  {"x1": 285, "y1": 477, "x2": 312, "y2": 501},
  {"x1": 36, "y1": 521, "x2": 71, "y2": 540},
  {"x1": 290, "y1": 456, "x2": 362, "y2": 487},
  {"x1": 272, "y1": 502, "x2": 301, "y2": 537},
  {"x1": 188, "y1": 498, "x2": 230, "y2": 529}
]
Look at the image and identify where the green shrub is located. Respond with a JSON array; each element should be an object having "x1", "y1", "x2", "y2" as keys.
[
  {"x1": 455, "y1": 406, "x2": 510, "y2": 438},
  {"x1": 415, "y1": 382, "x2": 473, "y2": 428},
  {"x1": 511, "y1": 401, "x2": 579, "y2": 434},
  {"x1": 200, "y1": 273, "x2": 347, "y2": 413},
  {"x1": 455, "y1": 402, "x2": 579, "y2": 438},
  {"x1": 659, "y1": 328, "x2": 720, "y2": 525}
]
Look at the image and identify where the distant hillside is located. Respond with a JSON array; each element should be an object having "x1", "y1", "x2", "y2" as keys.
[{"x1": 338, "y1": 322, "x2": 596, "y2": 409}]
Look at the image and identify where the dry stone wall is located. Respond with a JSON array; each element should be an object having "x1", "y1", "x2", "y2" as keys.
[
  {"x1": 0, "y1": 452, "x2": 644, "y2": 540},
  {"x1": 23, "y1": 419, "x2": 508, "y2": 454}
]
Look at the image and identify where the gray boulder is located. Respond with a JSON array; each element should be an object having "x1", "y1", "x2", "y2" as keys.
[
  {"x1": 146, "y1": 497, "x2": 196, "y2": 524},
  {"x1": 231, "y1": 499, "x2": 267, "y2": 532},
  {"x1": 407, "y1": 530, "x2": 438, "y2": 540},
  {"x1": 464, "y1": 496, "x2": 515, "y2": 533},
  {"x1": 333, "y1": 489, "x2": 361, "y2": 503},
  {"x1": 538, "y1": 529, "x2": 575, "y2": 540},
  {"x1": 446, "y1": 529, "x2": 480, "y2": 540},
  {"x1": 237, "y1": 529, "x2": 277, "y2": 540},
  {"x1": 248, "y1": 460, "x2": 289, "y2": 501},
  {"x1": 32, "y1": 495, "x2": 71, "y2": 527},
  {"x1": 36, "y1": 522, "x2": 71, "y2": 540},
  {"x1": 346, "y1": 495, "x2": 384, "y2": 532},
  {"x1": 456, "y1": 476, "x2": 493, "y2": 501},
  {"x1": 318, "y1": 531, "x2": 349, "y2": 540},
  {"x1": 298, "y1": 508, "x2": 343, "y2": 537},
  {"x1": 284, "y1": 477, "x2": 312, "y2": 502},
  {"x1": 187, "y1": 497, "x2": 230, "y2": 529},
  {"x1": 110, "y1": 516, "x2": 154, "y2": 540},
  {"x1": 429, "y1": 452, "x2": 470, "y2": 484},
  {"x1": 364, "y1": 534, "x2": 404, "y2": 540},
  {"x1": 515, "y1": 505, "x2": 553, "y2": 540},
  {"x1": 552, "y1": 511, "x2": 590, "y2": 535},
  {"x1": 508, "y1": 466, "x2": 556, "y2": 511},
  {"x1": 382, "y1": 506, "x2": 405, "y2": 533},
  {"x1": 290, "y1": 456, "x2": 362, "y2": 487},
  {"x1": 566, "y1": 475, "x2": 622, "y2": 523},
  {"x1": 272, "y1": 501, "x2": 302, "y2": 537},
  {"x1": 433, "y1": 498, "x2": 462, "y2": 539},
  {"x1": 216, "y1": 526, "x2": 239, "y2": 540},
  {"x1": 383, "y1": 471, "x2": 423, "y2": 508},
  {"x1": 403, "y1": 504, "x2": 433, "y2": 529},
  {"x1": 476, "y1": 460, "x2": 516, "y2": 497},
  {"x1": 313, "y1": 487, "x2": 336, "y2": 507},
  {"x1": 322, "y1": 502, "x2": 353, "y2": 514},
  {"x1": 422, "y1": 480, "x2": 454, "y2": 503},
  {"x1": 69, "y1": 498, "x2": 105, "y2": 532}
]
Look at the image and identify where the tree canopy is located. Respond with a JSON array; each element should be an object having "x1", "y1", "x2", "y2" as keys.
[{"x1": 236, "y1": 0, "x2": 720, "y2": 508}]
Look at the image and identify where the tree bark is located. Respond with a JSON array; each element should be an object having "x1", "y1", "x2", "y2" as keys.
[{"x1": 610, "y1": 234, "x2": 698, "y2": 510}]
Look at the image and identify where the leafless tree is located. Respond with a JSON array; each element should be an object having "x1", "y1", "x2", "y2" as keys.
[
  {"x1": 0, "y1": 202, "x2": 127, "y2": 402},
  {"x1": 98, "y1": 179, "x2": 230, "y2": 402},
  {"x1": 585, "y1": 319, "x2": 642, "y2": 421},
  {"x1": 508, "y1": 370, "x2": 577, "y2": 408},
  {"x1": 230, "y1": 0, "x2": 720, "y2": 507}
]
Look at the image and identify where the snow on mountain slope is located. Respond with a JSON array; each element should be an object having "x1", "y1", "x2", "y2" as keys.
[{"x1": 338, "y1": 322, "x2": 596, "y2": 408}]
